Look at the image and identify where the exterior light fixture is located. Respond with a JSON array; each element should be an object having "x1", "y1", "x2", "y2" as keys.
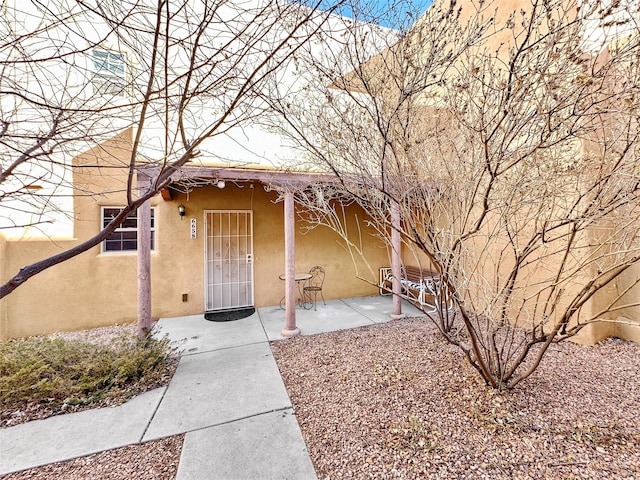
[
  {"x1": 217, "y1": 179, "x2": 226, "y2": 189},
  {"x1": 178, "y1": 203, "x2": 186, "y2": 219}
]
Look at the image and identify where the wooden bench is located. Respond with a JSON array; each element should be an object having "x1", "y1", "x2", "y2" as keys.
[{"x1": 379, "y1": 265, "x2": 449, "y2": 312}]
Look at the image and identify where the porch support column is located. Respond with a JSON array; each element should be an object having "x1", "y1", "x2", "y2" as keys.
[
  {"x1": 137, "y1": 198, "x2": 153, "y2": 337},
  {"x1": 390, "y1": 202, "x2": 403, "y2": 319},
  {"x1": 281, "y1": 190, "x2": 300, "y2": 337}
]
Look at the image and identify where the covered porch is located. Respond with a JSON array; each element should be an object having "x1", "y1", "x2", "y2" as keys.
[
  {"x1": 136, "y1": 165, "x2": 404, "y2": 339},
  {"x1": 153, "y1": 295, "x2": 426, "y2": 352}
]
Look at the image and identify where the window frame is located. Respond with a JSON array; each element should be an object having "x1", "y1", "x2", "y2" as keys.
[
  {"x1": 101, "y1": 207, "x2": 156, "y2": 254},
  {"x1": 91, "y1": 48, "x2": 127, "y2": 97}
]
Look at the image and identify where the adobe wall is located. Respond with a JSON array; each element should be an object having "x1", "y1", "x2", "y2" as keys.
[
  {"x1": 154, "y1": 185, "x2": 386, "y2": 319},
  {"x1": 1, "y1": 171, "x2": 387, "y2": 340},
  {"x1": 395, "y1": 208, "x2": 639, "y2": 346},
  {"x1": 615, "y1": 261, "x2": 640, "y2": 342},
  {"x1": 3, "y1": 123, "x2": 140, "y2": 337},
  {"x1": 1, "y1": 185, "x2": 386, "y2": 340}
]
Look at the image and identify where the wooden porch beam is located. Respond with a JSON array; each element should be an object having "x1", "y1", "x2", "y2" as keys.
[
  {"x1": 160, "y1": 187, "x2": 172, "y2": 201},
  {"x1": 140, "y1": 164, "x2": 341, "y2": 186}
]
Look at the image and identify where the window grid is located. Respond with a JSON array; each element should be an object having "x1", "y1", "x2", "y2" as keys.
[
  {"x1": 92, "y1": 49, "x2": 127, "y2": 96},
  {"x1": 101, "y1": 207, "x2": 155, "y2": 253},
  {"x1": 93, "y1": 49, "x2": 126, "y2": 77}
]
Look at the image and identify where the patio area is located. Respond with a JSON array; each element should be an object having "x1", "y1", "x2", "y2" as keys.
[{"x1": 153, "y1": 295, "x2": 427, "y2": 355}]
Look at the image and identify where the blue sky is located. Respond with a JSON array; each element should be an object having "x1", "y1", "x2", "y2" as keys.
[{"x1": 313, "y1": 0, "x2": 432, "y2": 29}]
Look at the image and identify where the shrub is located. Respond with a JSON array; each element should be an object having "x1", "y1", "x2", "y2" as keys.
[{"x1": 0, "y1": 332, "x2": 175, "y2": 424}]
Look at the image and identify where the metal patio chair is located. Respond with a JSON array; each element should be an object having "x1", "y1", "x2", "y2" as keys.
[{"x1": 303, "y1": 266, "x2": 326, "y2": 311}]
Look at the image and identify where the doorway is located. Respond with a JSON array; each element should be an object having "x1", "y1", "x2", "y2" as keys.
[{"x1": 204, "y1": 210, "x2": 254, "y2": 311}]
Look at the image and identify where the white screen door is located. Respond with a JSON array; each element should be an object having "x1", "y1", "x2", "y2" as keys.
[{"x1": 205, "y1": 210, "x2": 254, "y2": 311}]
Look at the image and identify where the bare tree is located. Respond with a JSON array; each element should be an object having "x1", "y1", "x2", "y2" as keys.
[
  {"x1": 272, "y1": 0, "x2": 640, "y2": 389},
  {"x1": 0, "y1": 0, "x2": 344, "y2": 303}
]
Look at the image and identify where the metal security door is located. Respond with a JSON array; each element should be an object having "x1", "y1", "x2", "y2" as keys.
[{"x1": 205, "y1": 211, "x2": 254, "y2": 311}]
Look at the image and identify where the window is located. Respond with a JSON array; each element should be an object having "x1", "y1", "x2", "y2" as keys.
[
  {"x1": 102, "y1": 207, "x2": 155, "y2": 253},
  {"x1": 92, "y1": 49, "x2": 127, "y2": 96}
]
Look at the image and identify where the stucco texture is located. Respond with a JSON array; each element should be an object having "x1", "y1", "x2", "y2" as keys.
[{"x1": 1, "y1": 160, "x2": 389, "y2": 339}]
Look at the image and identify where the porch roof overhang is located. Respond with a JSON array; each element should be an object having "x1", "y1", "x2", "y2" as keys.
[
  {"x1": 138, "y1": 164, "x2": 341, "y2": 200},
  {"x1": 135, "y1": 163, "x2": 406, "y2": 338}
]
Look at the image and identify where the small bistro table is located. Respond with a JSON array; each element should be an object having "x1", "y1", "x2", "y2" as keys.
[{"x1": 279, "y1": 273, "x2": 312, "y2": 309}]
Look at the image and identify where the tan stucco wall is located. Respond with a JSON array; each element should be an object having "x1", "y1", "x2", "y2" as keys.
[
  {"x1": 393, "y1": 207, "x2": 640, "y2": 346},
  {"x1": 1, "y1": 134, "x2": 388, "y2": 339},
  {"x1": 615, "y1": 262, "x2": 640, "y2": 336},
  {"x1": 1, "y1": 184, "x2": 387, "y2": 339},
  {"x1": 157, "y1": 185, "x2": 387, "y2": 318},
  {"x1": 1, "y1": 130, "x2": 137, "y2": 339},
  {"x1": 575, "y1": 261, "x2": 640, "y2": 345}
]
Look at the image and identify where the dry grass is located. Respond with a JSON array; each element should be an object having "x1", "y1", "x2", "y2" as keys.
[
  {"x1": 1, "y1": 325, "x2": 179, "y2": 428},
  {"x1": 1, "y1": 325, "x2": 183, "y2": 480},
  {"x1": 271, "y1": 317, "x2": 640, "y2": 480}
]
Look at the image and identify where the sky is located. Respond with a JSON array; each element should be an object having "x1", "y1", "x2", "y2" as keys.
[{"x1": 313, "y1": 0, "x2": 432, "y2": 29}]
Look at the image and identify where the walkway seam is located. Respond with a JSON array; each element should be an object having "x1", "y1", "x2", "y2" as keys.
[
  {"x1": 338, "y1": 298, "x2": 379, "y2": 324},
  {"x1": 138, "y1": 385, "x2": 170, "y2": 443},
  {"x1": 256, "y1": 307, "x2": 271, "y2": 342},
  {"x1": 180, "y1": 339, "x2": 269, "y2": 358},
  {"x1": 178, "y1": 406, "x2": 295, "y2": 437}
]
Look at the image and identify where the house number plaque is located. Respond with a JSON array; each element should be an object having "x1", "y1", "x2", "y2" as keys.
[{"x1": 190, "y1": 218, "x2": 197, "y2": 239}]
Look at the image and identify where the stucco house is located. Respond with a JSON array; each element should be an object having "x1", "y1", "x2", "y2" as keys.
[
  {"x1": 1, "y1": 0, "x2": 638, "y2": 348},
  {"x1": 266, "y1": 0, "x2": 640, "y2": 347},
  {"x1": 0, "y1": 128, "x2": 392, "y2": 340},
  {"x1": 0, "y1": 0, "x2": 395, "y2": 340}
]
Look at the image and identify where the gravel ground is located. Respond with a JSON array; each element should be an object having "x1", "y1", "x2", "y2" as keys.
[
  {"x1": 2, "y1": 435, "x2": 183, "y2": 480},
  {"x1": 4, "y1": 319, "x2": 638, "y2": 479},
  {"x1": 50, "y1": 324, "x2": 140, "y2": 344},
  {"x1": 271, "y1": 317, "x2": 640, "y2": 480}
]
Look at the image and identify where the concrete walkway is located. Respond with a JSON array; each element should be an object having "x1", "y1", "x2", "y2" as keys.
[{"x1": 0, "y1": 296, "x2": 425, "y2": 478}]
